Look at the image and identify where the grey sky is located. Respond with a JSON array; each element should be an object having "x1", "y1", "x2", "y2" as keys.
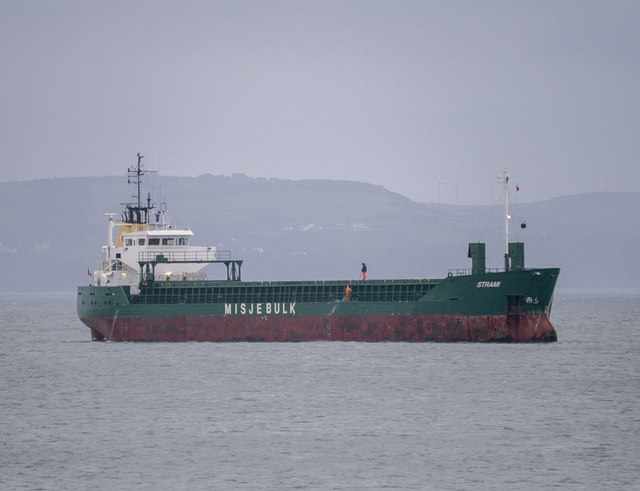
[{"x1": 2, "y1": 0, "x2": 638, "y2": 204}]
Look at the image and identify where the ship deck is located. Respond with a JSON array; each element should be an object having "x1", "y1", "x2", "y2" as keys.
[{"x1": 131, "y1": 278, "x2": 443, "y2": 305}]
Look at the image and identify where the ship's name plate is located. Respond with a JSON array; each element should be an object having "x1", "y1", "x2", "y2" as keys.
[
  {"x1": 476, "y1": 281, "x2": 502, "y2": 288},
  {"x1": 225, "y1": 302, "x2": 296, "y2": 315}
]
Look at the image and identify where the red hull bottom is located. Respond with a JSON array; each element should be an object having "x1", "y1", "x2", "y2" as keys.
[{"x1": 83, "y1": 314, "x2": 557, "y2": 342}]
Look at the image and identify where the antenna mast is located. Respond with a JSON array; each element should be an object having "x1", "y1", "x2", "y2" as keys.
[
  {"x1": 128, "y1": 153, "x2": 145, "y2": 208},
  {"x1": 124, "y1": 153, "x2": 156, "y2": 225},
  {"x1": 502, "y1": 169, "x2": 510, "y2": 270}
]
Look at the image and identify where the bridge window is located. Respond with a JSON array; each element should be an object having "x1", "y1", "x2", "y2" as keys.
[
  {"x1": 138, "y1": 238, "x2": 145, "y2": 246},
  {"x1": 148, "y1": 238, "x2": 160, "y2": 245},
  {"x1": 162, "y1": 238, "x2": 175, "y2": 245},
  {"x1": 177, "y1": 238, "x2": 188, "y2": 246}
]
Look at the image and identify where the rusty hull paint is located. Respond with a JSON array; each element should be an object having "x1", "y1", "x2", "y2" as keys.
[
  {"x1": 81, "y1": 313, "x2": 557, "y2": 342},
  {"x1": 90, "y1": 328, "x2": 106, "y2": 341}
]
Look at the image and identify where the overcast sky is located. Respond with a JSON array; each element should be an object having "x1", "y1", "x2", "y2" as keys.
[{"x1": 2, "y1": 0, "x2": 638, "y2": 204}]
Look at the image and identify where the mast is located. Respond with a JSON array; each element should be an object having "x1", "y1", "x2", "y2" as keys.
[
  {"x1": 128, "y1": 153, "x2": 145, "y2": 208},
  {"x1": 124, "y1": 153, "x2": 156, "y2": 225},
  {"x1": 502, "y1": 169, "x2": 510, "y2": 270}
]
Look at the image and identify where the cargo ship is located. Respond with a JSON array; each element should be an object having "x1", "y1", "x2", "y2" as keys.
[{"x1": 77, "y1": 157, "x2": 559, "y2": 342}]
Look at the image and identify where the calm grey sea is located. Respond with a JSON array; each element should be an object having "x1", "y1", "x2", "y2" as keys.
[{"x1": 1, "y1": 290, "x2": 639, "y2": 490}]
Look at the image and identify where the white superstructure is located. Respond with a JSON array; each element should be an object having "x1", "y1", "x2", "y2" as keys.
[
  {"x1": 94, "y1": 213, "x2": 216, "y2": 287},
  {"x1": 92, "y1": 154, "x2": 220, "y2": 288}
]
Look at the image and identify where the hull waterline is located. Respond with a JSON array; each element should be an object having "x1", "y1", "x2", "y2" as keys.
[{"x1": 81, "y1": 312, "x2": 557, "y2": 343}]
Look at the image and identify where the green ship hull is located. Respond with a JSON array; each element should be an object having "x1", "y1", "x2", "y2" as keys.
[{"x1": 78, "y1": 267, "x2": 559, "y2": 342}]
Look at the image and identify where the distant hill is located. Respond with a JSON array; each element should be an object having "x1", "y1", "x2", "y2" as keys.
[{"x1": 1, "y1": 175, "x2": 638, "y2": 292}]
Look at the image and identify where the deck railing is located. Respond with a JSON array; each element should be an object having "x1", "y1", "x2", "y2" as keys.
[
  {"x1": 138, "y1": 250, "x2": 232, "y2": 264},
  {"x1": 448, "y1": 267, "x2": 506, "y2": 276}
]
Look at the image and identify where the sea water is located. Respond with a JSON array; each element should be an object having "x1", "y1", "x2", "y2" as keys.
[{"x1": 1, "y1": 290, "x2": 638, "y2": 490}]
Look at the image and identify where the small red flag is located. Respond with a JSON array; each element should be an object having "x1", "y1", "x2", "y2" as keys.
[
  {"x1": 88, "y1": 267, "x2": 92, "y2": 277},
  {"x1": 516, "y1": 185, "x2": 520, "y2": 191}
]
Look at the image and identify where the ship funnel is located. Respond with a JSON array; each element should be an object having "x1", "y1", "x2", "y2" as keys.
[{"x1": 468, "y1": 243, "x2": 486, "y2": 274}]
